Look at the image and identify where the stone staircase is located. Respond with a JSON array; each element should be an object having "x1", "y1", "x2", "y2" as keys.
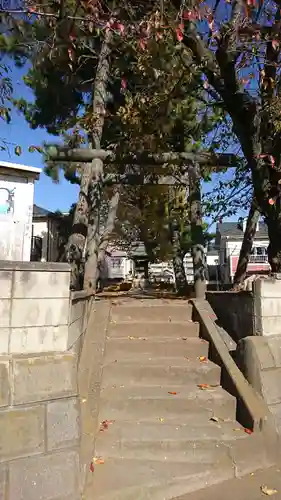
[{"x1": 85, "y1": 298, "x2": 271, "y2": 499}]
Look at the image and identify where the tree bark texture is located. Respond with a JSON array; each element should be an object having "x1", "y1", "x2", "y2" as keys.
[
  {"x1": 66, "y1": 163, "x2": 93, "y2": 290},
  {"x1": 171, "y1": 224, "x2": 188, "y2": 296},
  {"x1": 82, "y1": 32, "x2": 112, "y2": 291},
  {"x1": 233, "y1": 201, "x2": 259, "y2": 287},
  {"x1": 86, "y1": 188, "x2": 120, "y2": 289},
  {"x1": 189, "y1": 166, "x2": 207, "y2": 299}
]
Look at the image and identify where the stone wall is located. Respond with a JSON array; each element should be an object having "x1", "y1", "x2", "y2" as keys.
[
  {"x1": 237, "y1": 335, "x2": 281, "y2": 435},
  {"x1": 207, "y1": 291, "x2": 254, "y2": 342},
  {"x1": 0, "y1": 261, "x2": 94, "y2": 500},
  {"x1": 253, "y1": 277, "x2": 281, "y2": 336}
]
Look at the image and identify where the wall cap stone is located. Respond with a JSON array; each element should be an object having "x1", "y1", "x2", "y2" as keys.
[{"x1": 0, "y1": 262, "x2": 71, "y2": 272}]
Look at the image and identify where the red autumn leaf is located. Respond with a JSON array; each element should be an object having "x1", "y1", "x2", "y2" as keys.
[
  {"x1": 183, "y1": 10, "x2": 197, "y2": 20},
  {"x1": 116, "y1": 23, "x2": 125, "y2": 35},
  {"x1": 68, "y1": 48, "x2": 74, "y2": 61},
  {"x1": 100, "y1": 419, "x2": 114, "y2": 432},
  {"x1": 207, "y1": 14, "x2": 215, "y2": 32},
  {"x1": 244, "y1": 428, "x2": 253, "y2": 434},
  {"x1": 138, "y1": 38, "x2": 147, "y2": 50},
  {"x1": 176, "y1": 24, "x2": 184, "y2": 42},
  {"x1": 121, "y1": 78, "x2": 127, "y2": 89},
  {"x1": 269, "y1": 198, "x2": 276, "y2": 205},
  {"x1": 168, "y1": 391, "x2": 178, "y2": 395},
  {"x1": 89, "y1": 462, "x2": 94, "y2": 472}
]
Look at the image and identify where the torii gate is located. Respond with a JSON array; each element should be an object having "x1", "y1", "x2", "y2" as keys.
[{"x1": 48, "y1": 146, "x2": 238, "y2": 298}]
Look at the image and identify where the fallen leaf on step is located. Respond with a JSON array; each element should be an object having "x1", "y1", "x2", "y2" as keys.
[
  {"x1": 158, "y1": 417, "x2": 164, "y2": 422},
  {"x1": 168, "y1": 391, "x2": 178, "y2": 395},
  {"x1": 244, "y1": 428, "x2": 253, "y2": 434},
  {"x1": 89, "y1": 462, "x2": 95, "y2": 472},
  {"x1": 261, "y1": 485, "x2": 278, "y2": 496},
  {"x1": 181, "y1": 337, "x2": 188, "y2": 340},
  {"x1": 210, "y1": 416, "x2": 219, "y2": 422},
  {"x1": 100, "y1": 420, "x2": 115, "y2": 432},
  {"x1": 199, "y1": 356, "x2": 207, "y2": 362},
  {"x1": 233, "y1": 428, "x2": 242, "y2": 431},
  {"x1": 128, "y1": 336, "x2": 136, "y2": 340},
  {"x1": 93, "y1": 457, "x2": 105, "y2": 465},
  {"x1": 197, "y1": 384, "x2": 210, "y2": 390},
  {"x1": 139, "y1": 337, "x2": 147, "y2": 340}
]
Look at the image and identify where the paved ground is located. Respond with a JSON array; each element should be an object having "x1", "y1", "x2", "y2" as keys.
[{"x1": 177, "y1": 465, "x2": 281, "y2": 499}]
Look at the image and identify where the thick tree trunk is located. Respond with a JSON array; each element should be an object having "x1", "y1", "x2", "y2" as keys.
[
  {"x1": 83, "y1": 33, "x2": 112, "y2": 291},
  {"x1": 189, "y1": 166, "x2": 207, "y2": 299},
  {"x1": 233, "y1": 201, "x2": 259, "y2": 287},
  {"x1": 66, "y1": 163, "x2": 93, "y2": 290},
  {"x1": 85, "y1": 188, "x2": 120, "y2": 289},
  {"x1": 172, "y1": 253, "x2": 187, "y2": 295},
  {"x1": 171, "y1": 222, "x2": 188, "y2": 295}
]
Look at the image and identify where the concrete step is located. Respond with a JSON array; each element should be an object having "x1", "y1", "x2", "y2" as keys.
[
  {"x1": 101, "y1": 359, "x2": 221, "y2": 388},
  {"x1": 108, "y1": 321, "x2": 199, "y2": 338},
  {"x1": 95, "y1": 420, "x2": 249, "y2": 461},
  {"x1": 110, "y1": 304, "x2": 193, "y2": 323},
  {"x1": 89, "y1": 458, "x2": 235, "y2": 500},
  {"x1": 100, "y1": 384, "x2": 236, "y2": 417},
  {"x1": 105, "y1": 337, "x2": 207, "y2": 362},
  {"x1": 98, "y1": 392, "x2": 236, "y2": 422},
  {"x1": 104, "y1": 355, "x2": 211, "y2": 368}
]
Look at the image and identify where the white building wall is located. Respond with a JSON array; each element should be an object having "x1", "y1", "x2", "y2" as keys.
[{"x1": 0, "y1": 174, "x2": 35, "y2": 261}]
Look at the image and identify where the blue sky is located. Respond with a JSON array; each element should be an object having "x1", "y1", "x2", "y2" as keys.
[{"x1": 0, "y1": 65, "x2": 79, "y2": 213}]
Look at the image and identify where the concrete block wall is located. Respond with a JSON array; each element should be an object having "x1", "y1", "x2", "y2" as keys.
[
  {"x1": 237, "y1": 335, "x2": 281, "y2": 436},
  {"x1": 253, "y1": 277, "x2": 281, "y2": 336},
  {"x1": 207, "y1": 291, "x2": 254, "y2": 342},
  {"x1": 0, "y1": 352, "x2": 80, "y2": 500},
  {"x1": 0, "y1": 261, "x2": 95, "y2": 500}
]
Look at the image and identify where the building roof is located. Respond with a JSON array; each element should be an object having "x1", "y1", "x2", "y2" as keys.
[
  {"x1": 0, "y1": 160, "x2": 41, "y2": 176},
  {"x1": 33, "y1": 204, "x2": 53, "y2": 218},
  {"x1": 217, "y1": 221, "x2": 268, "y2": 240}
]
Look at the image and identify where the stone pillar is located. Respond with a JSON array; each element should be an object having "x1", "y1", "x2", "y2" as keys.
[
  {"x1": 253, "y1": 277, "x2": 281, "y2": 337},
  {"x1": 238, "y1": 276, "x2": 281, "y2": 436}
]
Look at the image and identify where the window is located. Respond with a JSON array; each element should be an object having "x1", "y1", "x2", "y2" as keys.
[{"x1": 111, "y1": 257, "x2": 122, "y2": 268}]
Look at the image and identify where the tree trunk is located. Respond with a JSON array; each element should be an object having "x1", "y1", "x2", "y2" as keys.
[
  {"x1": 66, "y1": 164, "x2": 93, "y2": 290},
  {"x1": 83, "y1": 33, "x2": 112, "y2": 291},
  {"x1": 189, "y1": 165, "x2": 207, "y2": 299},
  {"x1": 86, "y1": 188, "x2": 120, "y2": 289},
  {"x1": 233, "y1": 201, "x2": 259, "y2": 287},
  {"x1": 172, "y1": 253, "x2": 187, "y2": 295}
]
